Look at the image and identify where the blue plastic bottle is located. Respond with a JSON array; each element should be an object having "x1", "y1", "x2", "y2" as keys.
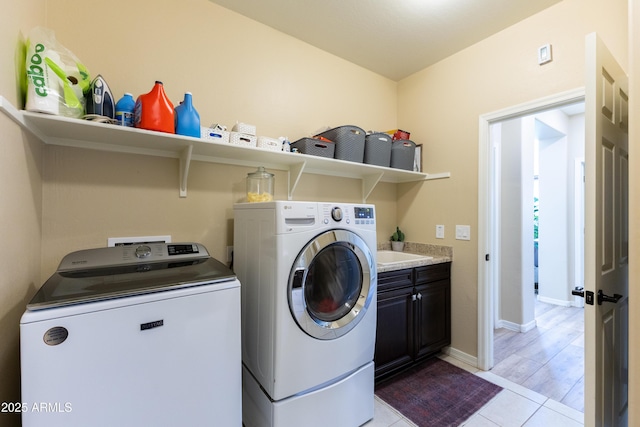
[
  {"x1": 115, "y1": 93, "x2": 135, "y2": 127},
  {"x1": 175, "y1": 92, "x2": 201, "y2": 137}
]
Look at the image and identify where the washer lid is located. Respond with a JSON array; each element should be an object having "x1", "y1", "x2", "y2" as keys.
[{"x1": 27, "y1": 243, "x2": 236, "y2": 310}]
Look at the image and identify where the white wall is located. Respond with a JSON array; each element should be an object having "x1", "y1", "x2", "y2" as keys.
[
  {"x1": 497, "y1": 108, "x2": 585, "y2": 329},
  {"x1": 499, "y1": 118, "x2": 535, "y2": 329},
  {"x1": 537, "y1": 113, "x2": 570, "y2": 303},
  {"x1": 536, "y1": 110, "x2": 585, "y2": 305},
  {"x1": 569, "y1": 115, "x2": 586, "y2": 293}
]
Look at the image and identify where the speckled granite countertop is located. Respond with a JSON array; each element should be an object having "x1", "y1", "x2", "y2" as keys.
[{"x1": 376, "y1": 242, "x2": 453, "y2": 273}]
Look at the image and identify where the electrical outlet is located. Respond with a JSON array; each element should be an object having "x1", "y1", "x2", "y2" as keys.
[
  {"x1": 455, "y1": 225, "x2": 471, "y2": 241},
  {"x1": 436, "y1": 225, "x2": 445, "y2": 239}
]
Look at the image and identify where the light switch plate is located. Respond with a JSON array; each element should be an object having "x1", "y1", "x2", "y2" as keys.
[
  {"x1": 538, "y1": 44, "x2": 552, "y2": 65},
  {"x1": 455, "y1": 225, "x2": 471, "y2": 241},
  {"x1": 436, "y1": 225, "x2": 445, "y2": 239}
]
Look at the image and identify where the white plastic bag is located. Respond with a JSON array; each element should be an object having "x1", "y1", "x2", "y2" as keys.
[{"x1": 25, "y1": 27, "x2": 90, "y2": 118}]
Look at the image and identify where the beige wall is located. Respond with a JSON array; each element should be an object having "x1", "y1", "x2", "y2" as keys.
[
  {"x1": 0, "y1": 2, "x2": 45, "y2": 426},
  {"x1": 41, "y1": 0, "x2": 399, "y2": 277},
  {"x1": 396, "y1": 0, "x2": 628, "y2": 358},
  {"x1": 1, "y1": 0, "x2": 399, "y2": 423},
  {"x1": 2, "y1": 0, "x2": 638, "y2": 424}
]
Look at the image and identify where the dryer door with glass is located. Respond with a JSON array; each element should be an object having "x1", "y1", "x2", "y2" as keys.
[{"x1": 288, "y1": 229, "x2": 375, "y2": 340}]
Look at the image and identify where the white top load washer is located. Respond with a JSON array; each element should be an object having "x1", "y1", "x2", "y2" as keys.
[{"x1": 20, "y1": 242, "x2": 241, "y2": 427}]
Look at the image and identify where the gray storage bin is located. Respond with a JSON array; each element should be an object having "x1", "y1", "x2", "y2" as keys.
[
  {"x1": 291, "y1": 137, "x2": 335, "y2": 158},
  {"x1": 364, "y1": 133, "x2": 392, "y2": 167},
  {"x1": 315, "y1": 125, "x2": 366, "y2": 163},
  {"x1": 390, "y1": 139, "x2": 416, "y2": 171}
]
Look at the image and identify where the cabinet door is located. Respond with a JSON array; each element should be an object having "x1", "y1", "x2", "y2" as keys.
[
  {"x1": 414, "y1": 279, "x2": 451, "y2": 360},
  {"x1": 374, "y1": 285, "x2": 414, "y2": 379}
]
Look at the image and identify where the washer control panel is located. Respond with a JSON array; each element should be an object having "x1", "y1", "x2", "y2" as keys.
[{"x1": 57, "y1": 243, "x2": 207, "y2": 271}]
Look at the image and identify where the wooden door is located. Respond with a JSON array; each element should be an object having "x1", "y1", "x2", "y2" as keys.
[{"x1": 584, "y1": 32, "x2": 629, "y2": 427}]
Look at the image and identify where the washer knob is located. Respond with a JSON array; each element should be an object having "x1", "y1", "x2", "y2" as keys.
[
  {"x1": 135, "y1": 245, "x2": 152, "y2": 258},
  {"x1": 331, "y1": 207, "x2": 343, "y2": 222}
]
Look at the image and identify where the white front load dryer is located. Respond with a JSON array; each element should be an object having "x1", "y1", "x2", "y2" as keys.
[{"x1": 234, "y1": 201, "x2": 377, "y2": 427}]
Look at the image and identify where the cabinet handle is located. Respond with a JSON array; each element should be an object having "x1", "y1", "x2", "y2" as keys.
[
  {"x1": 417, "y1": 292, "x2": 423, "y2": 300},
  {"x1": 412, "y1": 294, "x2": 417, "y2": 302}
]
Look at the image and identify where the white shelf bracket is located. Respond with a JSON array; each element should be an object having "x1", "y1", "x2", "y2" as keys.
[
  {"x1": 362, "y1": 172, "x2": 384, "y2": 203},
  {"x1": 179, "y1": 145, "x2": 193, "y2": 198},
  {"x1": 424, "y1": 172, "x2": 451, "y2": 180},
  {"x1": 287, "y1": 161, "x2": 306, "y2": 200}
]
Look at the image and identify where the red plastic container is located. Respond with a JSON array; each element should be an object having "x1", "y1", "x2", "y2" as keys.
[
  {"x1": 134, "y1": 81, "x2": 175, "y2": 133},
  {"x1": 391, "y1": 129, "x2": 410, "y2": 141}
]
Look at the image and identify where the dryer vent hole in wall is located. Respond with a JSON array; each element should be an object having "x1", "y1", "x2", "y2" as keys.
[{"x1": 107, "y1": 235, "x2": 172, "y2": 247}]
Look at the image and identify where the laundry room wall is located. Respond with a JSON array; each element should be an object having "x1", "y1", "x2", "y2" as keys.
[
  {"x1": 40, "y1": 0, "x2": 400, "y2": 279},
  {"x1": 0, "y1": 2, "x2": 45, "y2": 426},
  {"x1": 2, "y1": 2, "x2": 635, "y2": 425},
  {"x1": 0, "y1": 1, "x2": 399, "y2": 423},
  {"x1": 395, "y1": 0, "x2": 627, "y2": 359}
]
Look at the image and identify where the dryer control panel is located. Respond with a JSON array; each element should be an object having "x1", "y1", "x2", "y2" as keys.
[
  {"x1": 353, "y1": 206, "x2": 375, "y2": 224},
  {"x1": 263, "y1": 201, "x2": 376, "y2": 234},
  {"x1": 319, "y1": 203, "x2": 375, "y2": 227}
]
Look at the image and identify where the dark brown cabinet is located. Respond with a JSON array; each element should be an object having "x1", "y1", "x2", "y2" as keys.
[{"x1": 374, "y1": 262, "x2": 451, "y2": 381}]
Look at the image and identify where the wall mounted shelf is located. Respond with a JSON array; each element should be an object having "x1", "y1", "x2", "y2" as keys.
[{"x1": 1, "y1": 96, "x2": 450, "y2": 200}]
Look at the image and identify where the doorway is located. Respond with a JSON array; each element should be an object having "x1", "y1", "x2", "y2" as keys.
[
  {"x1": 477, "y1": 87, "x2": 585, "y2": 371},
  {"x1": 485, "y1": 100, "x2": 586, "y2": 412}
]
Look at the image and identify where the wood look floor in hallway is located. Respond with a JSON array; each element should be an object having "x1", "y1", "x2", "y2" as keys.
[{"x1": 491, "y1": 300, "x2": 585, "y2": 413}]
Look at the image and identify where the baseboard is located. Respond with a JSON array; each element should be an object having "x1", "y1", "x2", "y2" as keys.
[
  {"x1": 441, "y1": 346, "x2": 478, "y2": 368},
  {"x1": 537, "y1": 295, "x2": 573, "y2": 307},
  {"x1": 495, "y1": 318, "x2": 537, "y2": 333}
]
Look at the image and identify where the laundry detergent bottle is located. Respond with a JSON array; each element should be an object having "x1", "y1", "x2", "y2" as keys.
[
  {"x1": 134, "y1": 81, "x2": 175, "y2": 133},
  {"x1": 175, "y1": 92, "x2": 201, "y2": 137},
  {"x1": 115, "y1": 93, "x2": 135, "y2": 127}
]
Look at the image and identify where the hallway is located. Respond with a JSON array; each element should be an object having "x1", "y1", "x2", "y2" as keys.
[{"x1": 491, "y1": 301, "x2": 584, "y2": 413}]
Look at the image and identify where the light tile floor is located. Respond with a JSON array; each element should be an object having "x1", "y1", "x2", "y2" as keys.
[
  {"x1": 491, "y1": 301, "x2": 584, "y2": 413},
  {"x1": 366, "y1": 355, "x2": 584, "y2": 427}
]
